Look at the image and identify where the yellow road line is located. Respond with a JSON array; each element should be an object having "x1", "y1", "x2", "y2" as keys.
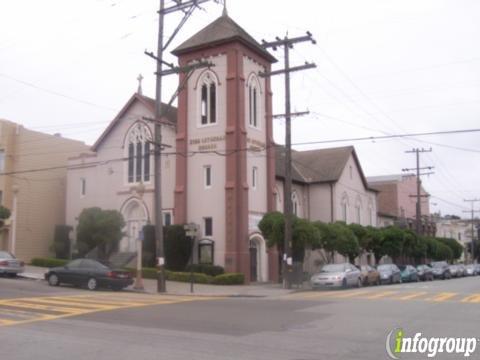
[
  {"x1": 335, "y1": 290, "x2": 372, "y2": 298},
  {"x1": 0, "y1": 301, "x2": 88, "y2": 314},
  {"x1": 16, "y1": 297, "x2": 117, "y2": 310},
  {"x1": 363, "y1": 291, "x2": 398, "y2": 299},
  {"x1": 398, "y1": 292, "x2": 428, "y2": 301},
  {"x1": 460, "y1": 294, "x2": 480, "y2": 303},
  {"x1": 293, "y1": 291, "x2": 340, "y2": 299},
  {"x1": 49, "y1": 297, "x2": 147, "y2": 307},
  {"x1": 426, "y1": 292, "x2": 458, "y2": 302},
  {"x1": 0, "y1": 295, "x2": 222, "y2": 327}
]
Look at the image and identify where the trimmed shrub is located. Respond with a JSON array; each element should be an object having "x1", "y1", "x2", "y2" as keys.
[
  {"x1": 166, "y1": 271, "x2": 212, "y2": 284},
  {"x1": 142, "y1": 225, "x2": 156, "y2": 267},
  {"x1": 185, "y1": 264, "x2": 224, "y2": 277},
  {"x1": 51, "y1": 225, "x2": 72, "y2": 259},
  {"x1": 31, "y1": 258, "x2": 69, "y2": 268},
  {"x1": 211, "y1": 273, "x2": 245, "y2": 285},
  {"x1": 164, "y1": 225, "x2": 192, "y2": 271}
]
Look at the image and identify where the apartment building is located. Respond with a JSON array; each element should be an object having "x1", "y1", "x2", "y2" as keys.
[{"x1": 0, "y1": 119, "x2": 89, "y2": 261}]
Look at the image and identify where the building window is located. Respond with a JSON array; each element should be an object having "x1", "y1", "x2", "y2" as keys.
[
  {"x1": 164, "y1": 211, "x2": 172, "y2": 226},
  {"x1": 249, "y1": 85, "x2": 258, "y2": 127},
  {"x1": 252, "y1": 167, "x2": 258, "y2": 190},
  {"x1": 200, "y1": 73, "x2": 216, "y2": 125},
  {"x1": 356, "y1": 206, "x2": 361, "y2": 224},
  {"x1": 0, "y1": 150, "x2": 4, "y2": 172},
  {"x1": 204, "y1": 217, "x2": 213, "y2": 237},
  {"x1": 80, "y1": 178, "x2": 86, "y2": 196},
  {"x1": 292, "y1": 192, "x2": 299, "y2": 216},
  {"x1": 126, "y1": 123, "x2": 152, "y2": 184},
  {"x1": 204, "y1": 166, "x2": 212, "y2": 188},
  {"x1": 342, "y1": 203, "x2": 347, "y2": 222}
]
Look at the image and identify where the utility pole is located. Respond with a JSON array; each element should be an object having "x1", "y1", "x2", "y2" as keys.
[
  {"x1": 463, "y1": 199, "x2": 480, "y2": 262},
  {"x1": 149, "y1": 0, "x2": 217, "y2": 293},
  {"x1": 402, "y1": 148, "x2": 434, "y2": 235},
  {"x1": 260, "y1": 33, "x2": 316, "y2": 288}
]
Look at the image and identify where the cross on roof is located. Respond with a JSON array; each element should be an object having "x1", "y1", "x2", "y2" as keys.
[{"x1": 137, "y1": 74, "x2": 143, "y2": 95}]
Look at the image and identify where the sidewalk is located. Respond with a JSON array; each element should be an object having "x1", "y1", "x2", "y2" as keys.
[{"x1": 19, "y1": 265, "x2": 302, "y2": 298}]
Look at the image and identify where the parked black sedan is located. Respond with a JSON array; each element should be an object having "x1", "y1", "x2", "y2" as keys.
[{"x1": 45, "y1": 258, "x2": 133, "y2": 291}]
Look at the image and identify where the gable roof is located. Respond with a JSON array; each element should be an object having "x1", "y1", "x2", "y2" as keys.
[
  {"x1": 172, "y1": 14, "x2": 276, "y2": 63},
  {"x1": 276, "y1": 145, "x2": 377, "y2": 192},
  {"x1": 91, "y1": 93, "x2": 177, "y2": 151}
]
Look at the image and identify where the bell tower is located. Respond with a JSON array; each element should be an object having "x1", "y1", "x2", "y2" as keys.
[{"x1": 172, "y1": 13, "x2": 277, "y2": 282}]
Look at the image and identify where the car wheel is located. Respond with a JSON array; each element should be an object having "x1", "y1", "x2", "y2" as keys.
[
  {"x1": 342, "y1": 278, "x2": 347, "y2": 289},
  {"x1": 48, "y1": 273, "x2": 60, "y2": 286},
  {"x1": 87, "y1": 277, "x2": 98, "y2": 291},
  {"x1": 357, "y1": 278, "x2": 362, "y2": 288}
]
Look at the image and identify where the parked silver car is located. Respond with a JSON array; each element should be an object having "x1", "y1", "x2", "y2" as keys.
[
  {"x1": 310, "y1": 263, "x2": 362, "y2": 289},
  {"x1": 377, "y1": 263, "x2": 402, "y2": 284},
  {"x1": 465, "y1": 264, "x2": 476, "y2": 276},
  {"x1": 0, "y1": 251, "x2": 25, "y2": 276}
]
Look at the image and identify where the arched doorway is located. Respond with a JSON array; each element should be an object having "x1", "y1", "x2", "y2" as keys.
[
  {"x1": 249, "y1": 234, "x2": 268, "y2": 282},
  {"x1": 121, "y1": 199, "x2": 148, "y2": 252}
]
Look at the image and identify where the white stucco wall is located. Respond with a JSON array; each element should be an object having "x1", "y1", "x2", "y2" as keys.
[
  {"x1": 186, "y1": 54, "x2": 227, "y2": 266},
  {"x1": 244, "y1": 56, "x2": 268, "y2": 231},
  {"x1": 334, "y1": 154, "x2": 377, "y2": 226},
  {"x1": 66, "y1": 98, "x2": 176, "y2": 251}
]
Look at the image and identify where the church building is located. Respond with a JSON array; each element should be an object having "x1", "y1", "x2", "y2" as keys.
[{"x1": 66, "y1": 12, "x2": 278, "y2": 283}]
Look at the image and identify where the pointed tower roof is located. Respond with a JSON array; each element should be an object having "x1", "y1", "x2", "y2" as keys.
[{"x1": 172, "y1": 14, "x2": 276, "y2": 63}]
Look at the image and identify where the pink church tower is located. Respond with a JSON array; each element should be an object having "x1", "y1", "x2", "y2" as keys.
[{"x1": 172, "y1": 12, "x2": 278, "y2": 283}]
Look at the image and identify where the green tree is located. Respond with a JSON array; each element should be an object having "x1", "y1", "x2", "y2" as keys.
[
  {"x1": 292, "y1": 217, "x2": 321, "y2": 261},
  {"x1": 313, "y1": 221, "x2": 337, "y2": 261},
  {"x1": 331, "y1": 222, "x2": 360, "y2": 263},
  {"x1": 380, "y1": 226, "x2": 405, "y2": 262},
  {"x1": 258, "y1": 212, "x2": 321, "y2": 262},
  {"x1": 364, "y1": 226, "x2": 384, "y2": 263},
  {"x1": 76, "y1": 207, "x2": 125, "y2": 260},
  {"x1": 258, "y1": 212, "x2": 285, "y2": 248},
  {"x1": 437, "y1": 238, "x2": 463, "y2": 260}
]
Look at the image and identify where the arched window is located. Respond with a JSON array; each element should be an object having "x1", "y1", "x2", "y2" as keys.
[
  {"x1": 199, "y1": 72, "x2": 217, "y2": 125},
  {"x1": 292, "y1": 191, "x2": 299, "y2": 216},
  {"x1": 247, "y1": 75, "x2": 261, "y2": 128},
  {"x1": 341, "y1": 193, "x2": 349, "y2": 222},
  {"x1": 126, "y1": 122, "x2": 152, "y2": 184}
]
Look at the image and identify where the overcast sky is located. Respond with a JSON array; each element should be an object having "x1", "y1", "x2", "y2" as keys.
[{"x1": 1, "y1": 0, "x2": 479, "y2": 218}]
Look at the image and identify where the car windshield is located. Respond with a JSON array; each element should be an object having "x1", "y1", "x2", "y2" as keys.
[
  {"x1": 398, "y1": 265, "x2": 406, "y2": 271},
  {"x1": 377, "y1": 264, "x2": 392, "y2": 271},
  {"x1": 321, "y1": 264, "x2": 345, "y2": 273},
  {"x1": 0, "y1": 251, "x2": 14, "y2": 259},
  {"x1": 431, "y1": 262, "x2": 445, "y2": 268}
]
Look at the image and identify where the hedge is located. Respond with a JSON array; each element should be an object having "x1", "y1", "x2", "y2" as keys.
[
  {"x1": 31, "y1": 258, "x2": 69, "y2": 268},
  {"x1": 129, "y1": 267, "x2": 244, "y2": 285},
  {"x1": 211, "y1": 273, "x2": 245, "y2": 285},
  {"x1": 185, "y1": 264, "x2": 224, "y2": 277}
]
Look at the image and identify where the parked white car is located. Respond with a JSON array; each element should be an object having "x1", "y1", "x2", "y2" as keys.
[{"x1": 311, "y1": 263, "x2": 362, "y2": 289}]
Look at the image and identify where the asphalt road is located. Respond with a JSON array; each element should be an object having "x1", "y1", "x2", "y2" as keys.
[{"x1": 1, "y1": 276, "x2": 480, "y2": 360}]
